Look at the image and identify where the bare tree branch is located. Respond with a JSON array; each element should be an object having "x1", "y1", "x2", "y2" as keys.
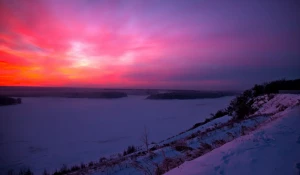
[{"x1": 141, "y1": 126, "x2": 150, "y2": 154}]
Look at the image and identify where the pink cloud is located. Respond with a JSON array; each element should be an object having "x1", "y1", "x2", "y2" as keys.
[{"x1": 0, "y1": 0, "x2": 299, "y2": 89}]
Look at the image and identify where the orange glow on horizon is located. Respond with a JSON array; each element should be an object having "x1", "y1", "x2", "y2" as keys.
[{"x1": 1, "y1": 0, "x2": 299, "y2": 90}]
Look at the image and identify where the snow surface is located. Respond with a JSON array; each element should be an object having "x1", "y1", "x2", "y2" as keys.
[
  {"x1": 253, "y1": 94, "x2": 300, "y2": 115},
  {"x1": 159, "y1": 115, "x2": 232, "y2": 145},
  {"x1": 0, "y1": 95, "x2": 234, "y2": 174},
  {"x1": 166, "y1": 106, "x2": 300, "y2": 175}
]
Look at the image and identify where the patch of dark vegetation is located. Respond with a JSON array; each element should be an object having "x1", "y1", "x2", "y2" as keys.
[
  {"x1": 150, "y1": 145, "x2": 159, "y2": 152},
  {"x1": 200, "y1": 142, "x2": 212, "y2": 150},
  {"x1": 123, "y1": 145, "x2": 137, "y2": 156},
  {"x1": 186, "y1": 132, "x2": 199, "y2": 140},
  {"x1": 278, "y1": 105, "x2": 288, "y2": 112},
  {"x1": 189, "y1": 118, "x2": 212, "y2": 131},
  {"x1": 137, "y1": 151, "x2": 147, "y2": 156},
  {"x1": 52, "y1": 163, "x2": 85, "y2": 175},
  {"x1": 227, "y1": 91, "x2": 257, "y2": 120},
  {"x1": 187, "y1": 79, "x2": 300, "y2": 132},
  {"x1": 17, "y1": 168, "x2": 34, "y2": 175},
  {"x1": 70, "y1": 165, "x2": 80, "y2": 172},
  {"x1": 0, "y1": 96, "x2": 22, "y2": 106},
  {"x1": 211, "y1": 109, "x2": 229, "y2": 119},
  {"x1": 163, "y1": 143, "x2": 170, "y2": 147},
  {"x1": 43, "y1": 169, "x2": 50, "y2": 175},
  {"x1": 52, "y1": 164, "x2": 70, "y2": 175},
  {"x1": 7, "y1": 168, "x2": 34, "y2": 175},
  {"x1": 188, "y1": 109, "x2": 229, "y2": 131},
  {"x1": 171, "y1": 140, "x2": 193, "y2": 152},
  {"x1": 155, "y1": 157, "x2": 184, "y2": 175},
  {"x1": 227, "y1": 79, "x2": 300, "y2": 120},
  {"x1": 296, "y1": 162, "x2": 300, "y2": 172},
  {"x1": 146, "y1": 91, "x2": 236, "y2": 100},
  {"x1": 212, "y1": 139, "x2": 226, "y2": 147},
  {"x1": 80, "y1": 163, "x2": 86, "y2": 169},
  {"x1": 99, "y1": 157, "x2": 107, "y2": 163},
  {"x1": 88, "y1": 161, "x2": 94, "y2": 167}
]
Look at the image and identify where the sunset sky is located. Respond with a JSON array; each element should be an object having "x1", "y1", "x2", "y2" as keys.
[{"x1": 0, "y1": 0, "x2": 299, "y2": 90}]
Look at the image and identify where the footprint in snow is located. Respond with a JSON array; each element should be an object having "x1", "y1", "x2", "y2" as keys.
[
  {"x1": 214, "y1": 166, "x2": 220, "y2": 171},
  {"x1": 296, "y1": 163, "x2": 300, "y2": 175},
  {"x1": 214, "y1": 166, "x2": 224, "y2": 175},
  {"x1": 297, "y1": 136, "x2": 300, "y2": 144},
  {"x1": 222, "y1": 152, "x2": 235, "y2": 164}
]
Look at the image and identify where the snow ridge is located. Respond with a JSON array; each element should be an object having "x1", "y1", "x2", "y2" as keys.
[{"x1": 166, "y1": 101, "x2": 300, "y2": 175}]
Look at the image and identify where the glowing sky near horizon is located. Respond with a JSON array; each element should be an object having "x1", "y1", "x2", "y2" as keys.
[{"x1": 0, "y1": 0, "x2": 299, "y2": 90}]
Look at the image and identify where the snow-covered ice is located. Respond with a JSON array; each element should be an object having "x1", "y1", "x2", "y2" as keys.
[
  {"x1": 166, "y1": 105, "x2": 300, "y2": 175},
  {"x1": 0, "y1": 95, "x2": 233, "y2": 174}
]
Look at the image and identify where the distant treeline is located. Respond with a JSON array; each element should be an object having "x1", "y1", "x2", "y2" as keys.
[
  {"x1": 251, "y1": 78, "x2": 300, "y2": 95},
  {"x1": 146, "y1": 91, "x2": 236, "y2": 100},
  {"x1": 227, "y1": 78, "x2": 300, "y2": 119},
  {"x1": 0, "y1": 96, "x2": 22, "y2": 106},
  {"x1": 0, "y1": 86, "x2": 162, "y2": 96},
  {"x1": 0, "y1": 89, "x2": 128, "y2": 99},
  {"x1": 0, "y1": 86, "x2": 238, "y2": 99},
  {"x1": 66, "y1": 92, "x2": 128, "y2": 99},
  {"x1": 189, "y1": 78, "x2": 300, "y2": 130}
]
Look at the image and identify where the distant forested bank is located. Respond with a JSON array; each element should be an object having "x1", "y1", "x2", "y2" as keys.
[
  {"x1": 146, "y1": 91, "x2": 235, "y2": 100},
  {"x1": 0, "y1": 96, "x2": 22, "y2": 106},
  {"x1": 0, "y1": 86, "x2": 237, "y2": 99},
  {"x1": 146, "y1": 79, "x2": 300, "y2": 100}
]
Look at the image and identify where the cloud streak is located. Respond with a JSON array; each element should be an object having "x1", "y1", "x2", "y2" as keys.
[{"x1": 0, "y1": 0, "x2": 299, "y2": 89}]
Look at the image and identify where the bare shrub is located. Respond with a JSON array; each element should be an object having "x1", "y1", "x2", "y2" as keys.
[
  {"x1": 200, "y1": 142, "x2": 212, "y2": 151},
  {"x1": 185, "y1": 151, "x2": 194, "y2": 160},
  {"x1": 80, "y1": 163, "x2": 86, "y2": 169},
  {"x1": 131, "y1": 160, "x2": 152, "y2": 175},
  {"x1": 156, "y1": 157, "x2": 184, "y2": 175},
  {"x1": 70, "y1": 165, "x2": 80, "y2": 172},
  {"x1": 278, "y1": 105, "x2": 287, "y2": 112},
  {"x1": 88, "y1": 161, "x2": 94, "y2": 167},
  {"x1": 241, "y1": 125, "x2": 247, "y2": 135},
  {"x1": 211, "y1": 109, "x2": 229, "y2": 119},
  {"x1": 212, "y1": 139, "x2": 226, "y2": 147},
  {"x1": 149, "y1": 151, "x2": 157, "y2": 159},
  {"x1": 99, "y1": 157, "x2": 107, "y2": 163},
  {"x1": 150, "y1": 145, "x2": 159, "y2": 152},
  {"x1": 57, "y1": 164, "x2": 70, "y2": 174},
  {"x1": 43, "y1": 169, "x2": 49, "y2": 175},
  {"x1": 18, "y1": 168, "x2": 34, "y2": 175},
  {"x1": 123, "y1": 145, "x2": 137, "y2": 156}
]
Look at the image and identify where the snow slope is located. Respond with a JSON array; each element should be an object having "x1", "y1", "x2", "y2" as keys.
[
  {"x1": 166, "y1": 106, "x2": 300, "y2": 175},
  {"x1": 253, "y1": 94, "x2": 300, "y2": 115}
]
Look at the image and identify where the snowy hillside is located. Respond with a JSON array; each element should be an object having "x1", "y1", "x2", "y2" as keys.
[{"x1": 166, "y1": 105, "x2": 300, "y2": 175}]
